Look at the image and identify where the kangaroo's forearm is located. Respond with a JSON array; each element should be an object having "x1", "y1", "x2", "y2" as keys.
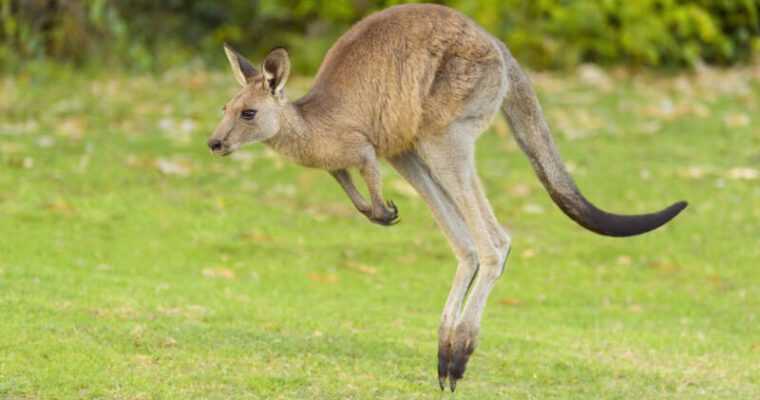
[
  {"x1": 359, "y1": 156, "x2": 399, "y2": 226},
  {"x1": 331, "y1": 169, "x2": 371, "y2": 213}
]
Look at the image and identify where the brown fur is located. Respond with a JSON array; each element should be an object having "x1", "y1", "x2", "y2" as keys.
[{"x1": 297, "y1": 4, "x2": 499, "y2": 157}]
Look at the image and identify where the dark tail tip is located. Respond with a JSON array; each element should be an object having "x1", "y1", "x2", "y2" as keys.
[
  {"x1": 671, "y1": 201, "x2": 689, "y2": 214},
  {"x1": 586, "y1": 200, "x2": 688, "y2": 237}
]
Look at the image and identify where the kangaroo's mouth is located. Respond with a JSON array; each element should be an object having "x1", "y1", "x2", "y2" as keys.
[
  {"x1": 209, "y1": 147, "x2": 232, "y2": 157},
  {"x1": 208, "y1": 139, "x2": 238, "y2": 157},
  {"x1": 212, "y1": 148, "x2": 235, "y2": 157}
]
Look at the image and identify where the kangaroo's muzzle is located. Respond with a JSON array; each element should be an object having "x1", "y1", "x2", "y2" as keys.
[{"x1": 207, "y1": 138, "x2": 223, "y2": 151}]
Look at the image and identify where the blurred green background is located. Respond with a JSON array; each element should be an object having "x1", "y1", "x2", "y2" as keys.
[
  {"x1": 2, "y1": 0, "x2": 759, "y2": 72},
  {"x1": 1, "y1": 1, "x2": 760, "y2": 399}
]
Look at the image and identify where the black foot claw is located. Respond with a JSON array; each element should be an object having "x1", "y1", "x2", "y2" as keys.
[
  {"x1": 449, "y1": 342, "x2": 474, "y2": 382},
  {"x1": 438, "y1": 347, "x2": 449, "y2": 391},
  {"x1": 368, "y1": 200, "x2": 400, "y2": 226},
  {"x1": 436, "y1": 338, "x2": 475, "y2": 392}
]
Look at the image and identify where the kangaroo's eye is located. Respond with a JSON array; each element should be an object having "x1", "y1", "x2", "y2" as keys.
[{"x1": 240, "y1": 109, "x2": 257, "y2": 120}]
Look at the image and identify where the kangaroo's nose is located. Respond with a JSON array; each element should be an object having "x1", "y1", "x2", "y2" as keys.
[{"x1": 208, "y1": 138, "x2": 223, "y2": 151}]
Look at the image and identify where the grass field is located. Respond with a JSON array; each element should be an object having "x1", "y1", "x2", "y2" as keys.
[{"x1": 1, "y1": 63, "x2": 759, "y2": 399}]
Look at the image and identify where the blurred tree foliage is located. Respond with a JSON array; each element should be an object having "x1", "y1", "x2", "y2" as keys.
[{"x1": 1, "y1": 0, "x2": 758, "y2": 72}]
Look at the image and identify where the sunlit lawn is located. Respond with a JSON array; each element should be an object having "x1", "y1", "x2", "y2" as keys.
[{"x1": 1, "y1": 63, "x2": 759, "y2": 399}]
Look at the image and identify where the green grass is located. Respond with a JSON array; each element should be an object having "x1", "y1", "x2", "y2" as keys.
[{"x1": 1, "y1": 64, "x2": 759, "y2": 399}]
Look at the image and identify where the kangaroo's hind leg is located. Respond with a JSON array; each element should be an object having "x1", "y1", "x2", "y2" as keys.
[
  {"x1": 472, "y1": 175, "x2": 511, "y2": 270},
  {"x1": 416, "y1": 121, "x2": 511, "y2": 390},
  {"x1": 388, "y1": 150, "x2": 479, "y2": 390}
]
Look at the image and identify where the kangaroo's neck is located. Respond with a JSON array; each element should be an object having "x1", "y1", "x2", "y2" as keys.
[{"x1": 263, "y1": 101, "x2": 316, "y2": 165}]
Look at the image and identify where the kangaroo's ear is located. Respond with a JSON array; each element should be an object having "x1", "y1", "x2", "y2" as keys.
[
  {"x1": 224, "y1": 43, "x2": 258, "y2": 87},
  {"x1": 262, "y1": 48, "x2": 290, "y2": 96}
]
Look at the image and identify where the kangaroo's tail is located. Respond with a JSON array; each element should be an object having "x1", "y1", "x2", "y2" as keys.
[{"x1": 499, "y1": 53, "x2": 686, "y2": 237}]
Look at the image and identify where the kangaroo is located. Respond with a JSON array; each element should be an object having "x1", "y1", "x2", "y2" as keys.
[{"x1": 207, "y1": 3, "x2": 687, "y2": 391}]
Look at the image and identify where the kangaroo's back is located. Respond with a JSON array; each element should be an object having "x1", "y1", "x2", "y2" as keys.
[{"x1": 295, "y1": 4, "x2": 502, "y2": 157}]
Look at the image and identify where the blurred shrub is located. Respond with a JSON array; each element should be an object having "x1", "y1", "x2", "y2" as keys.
[
  {"x1": 1, "y1": 0, "x2": 758, "y2": 72},
  {"x1": 483, "y1": 0, "x2": 760, "y2": 69}
]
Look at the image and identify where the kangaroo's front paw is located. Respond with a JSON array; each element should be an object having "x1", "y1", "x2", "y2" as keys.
[{"x1": 368, "y1": 200, "x2": 399, "y2": 226}]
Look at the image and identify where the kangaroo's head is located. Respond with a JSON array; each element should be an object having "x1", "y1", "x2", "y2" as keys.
[{"x1": 207, "y1": 45, "x2": 291, "y2": 156}]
